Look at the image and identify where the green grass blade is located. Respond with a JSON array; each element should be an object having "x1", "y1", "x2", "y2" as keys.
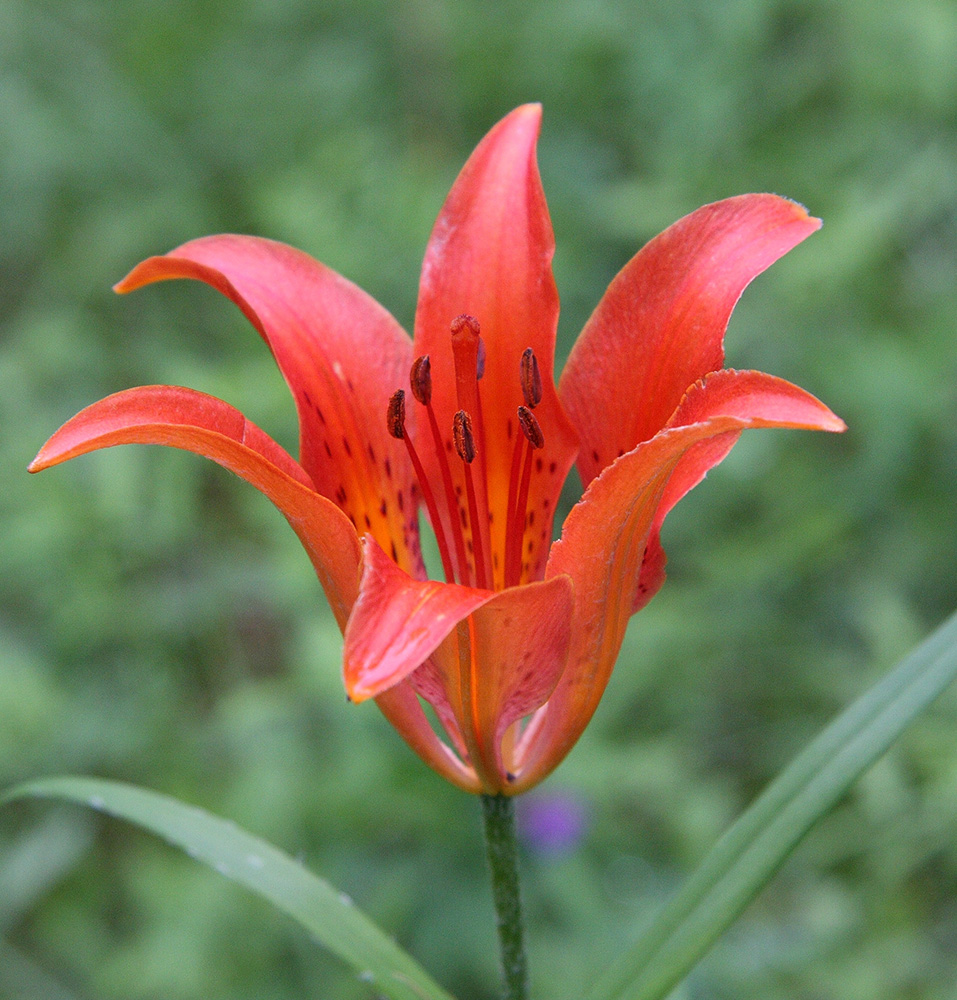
[
  {"x1": 586, "y1": 609, "x2": 957, "y2": 1000},
  {"x1": 1, "y1": 777, "x2": 455, "y2": 1000}
]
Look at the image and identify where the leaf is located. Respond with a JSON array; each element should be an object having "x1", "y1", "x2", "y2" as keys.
[
  {"x1": 586, "y1": 609, "x2": 957, "y2": 1000},
  {"x1": 1, "y1": 777, "x2": 455, "y2": 1000}
]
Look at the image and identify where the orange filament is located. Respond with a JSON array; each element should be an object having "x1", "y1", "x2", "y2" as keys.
[
  {"x1": 503, "y1": 422, "x2": 525, "y2": 588},
  {"x1": 453, "y1": 409, "x2": 489, "y2": 590},
  {"x1": 387, "y1": 389, "x2": 456, "y2": 583},
  {"x1": 506, "y1": 406, "x2": 544, "y2": 586},
  {"x1": 411, "y1": 354, "x2": 471, "y2": 584},
  {"x1": 520, "y1": 347, "x2": 542, "y2": 407},
  {"x1": 504, "y1": 348, "x2": 544, "y2": 586}
]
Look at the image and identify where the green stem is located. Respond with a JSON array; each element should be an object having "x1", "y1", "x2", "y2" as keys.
[{"x1": 480, "y1": 793, "x2": 528, "y2": 1000}]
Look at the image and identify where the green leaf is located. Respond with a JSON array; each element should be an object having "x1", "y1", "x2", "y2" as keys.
[
  {"x1": 587, "y1": 609, "x2": 957, "y2": 1000},
  {"x1": 1, "y1": 777, "x2": 455, "y2": 1000}
]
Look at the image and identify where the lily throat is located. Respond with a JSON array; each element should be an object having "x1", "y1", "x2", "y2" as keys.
[{"x1": 387, "y1": 314, "x2": 546, "y2": 592}]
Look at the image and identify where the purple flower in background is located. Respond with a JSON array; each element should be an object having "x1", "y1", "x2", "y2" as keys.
[{"x1": 517, "y1": 790, "x2": 589, "y2": 856}]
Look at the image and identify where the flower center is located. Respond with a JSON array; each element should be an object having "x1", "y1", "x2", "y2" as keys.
[{"x1": 387, "y1": 314, "x2": 544, "y2": 591}]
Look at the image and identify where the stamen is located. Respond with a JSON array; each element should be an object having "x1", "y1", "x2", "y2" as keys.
[
  {"x1": 454, "y1": 409, "x2": 489, "y2": 590},
  {"x1": 410, "y1": 354, "x2": 471, "y2": 586},
  {"x1": 503, "y1": 427, "x2": 525, "y2": 588},
  {"x1": 410, "y1": 355, "x2": 432, "y2": 406},
  {"x1": 504, "y1": 353, "x2": 541, "y2": 586},
  {"x1": 505, "y1": 406, "x2": 545, "y2": 586},
  {"x1": 453, "y1": 410, "x2": 476, "y2": 464},
  {"x1": 517, "y1": 405, "x2": 544, "y2": 449},
  {"x1": 386, "y1": 389, "x2": 407, "y2": 439},
  {"x1": 520, "y1": 348, "x2": 542, "y2": 408},
  {"x1": 387, "y1": 389, "x2": 455, "y2": 582}
]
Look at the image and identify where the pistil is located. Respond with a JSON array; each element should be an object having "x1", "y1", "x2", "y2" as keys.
[{"x1": 450, "y1": 315, "x2": 493, "y2": 590}]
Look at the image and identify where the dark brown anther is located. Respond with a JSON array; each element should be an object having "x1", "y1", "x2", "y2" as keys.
[
  {"x1": 453, "y1": 410, "x2": 476, "y2": 463},
  {"x1": 387, "y1": 389, "x2": 406, "y2": 439},
  {"x1": 476, "y1": 337, "x2": 486, "y2": 380},
  {"x1": 520, "y1": 347, "x2": 542, "y2": 408},
  {"x1": 517, "y1": 405, "x2": 544, "y2": 449},
  {"x1": 410, "y1": 355, "x2": 432, "y2": 406},
  {"x1": 450, "y1": 314, "x2": 481, "y2": 342}
]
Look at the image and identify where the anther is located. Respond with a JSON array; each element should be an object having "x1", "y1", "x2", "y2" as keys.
[
  {"x1": 387, "y1": 390, "x2": 406, "y2": 439},
  {"x1": 476, "y1": 338, "x2": 486, "y2": 380},
  {"x1": 517, "y1": 405, "x2": 544, "y2": 449},
  {"x1": 520, "y1": 348, "x2": 542, "y2": 408},
  {"x1": 410, "y1": 356, "x2": 432, "y2": 406},
  {"x1": 453, "y1": 410, "x2": 476, "y2": 464}
]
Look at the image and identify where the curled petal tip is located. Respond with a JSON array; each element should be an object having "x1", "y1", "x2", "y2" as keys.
[
  {"x1": 823, "y1": 412, "x2": 847, "y2": 433},
  {"x1": 783, "y1": 195, "x2": 821, "y2": 229},
  {"x1": 342, "y1": 678, "x2": 373, "y2": 705},
  {"x1": 112, "y1": 266, "x2": 144, "y2": 294},
  {"x1": 493, "y1": 103, "x2": 543, "y2": 142},
  {"x1": 29, "y1": 438, "x2": 73, "y2": 473},
  {"x1": 112, "y1": 254, "x2": 173, "y2": 295},
  {"x1": 514, "y1": 101, "x2": 543, "y2": 120},
  {"x1": 113, "y1": 270, "x2": 146, "y2": 295}
]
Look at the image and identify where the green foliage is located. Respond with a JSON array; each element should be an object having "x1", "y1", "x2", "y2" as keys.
[
  {"x1": 8, "y1": 608, "x2": 957, "y2": 1000},
  {"x1": 2, "y1": 0, "x2": 957, "y2": 998},
  {"x1": 3, "y1": 779, "x2": 454, "y2": 1000}
]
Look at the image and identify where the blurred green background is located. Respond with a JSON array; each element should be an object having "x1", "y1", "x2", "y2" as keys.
[{"x1": 3, "y1": 0, "x2": 957, "y2": 997}]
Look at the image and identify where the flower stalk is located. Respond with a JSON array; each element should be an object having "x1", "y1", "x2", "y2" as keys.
[{"x1": 481, "y1": 793, "x2": 528, "y2": 1000}]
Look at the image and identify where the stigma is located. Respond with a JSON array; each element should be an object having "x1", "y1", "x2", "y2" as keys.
[{"x1": 387, "y1": 315, "x2": 547, "y2": 591}]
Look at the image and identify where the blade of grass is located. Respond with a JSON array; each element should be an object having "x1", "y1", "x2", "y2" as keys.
[
  {"x1": 587, "y1": 609, "x2": 957, "y2": 1000},
  {"x1": 1, "y1": 777, "x2": 455, "y2": 1000}
]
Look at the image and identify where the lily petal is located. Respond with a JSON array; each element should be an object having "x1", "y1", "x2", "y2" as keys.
[
  {"x1": 633, "y1": 368, "x2": 847, "y2": 609},
  {"x1": 29, "y1": 386, "x2": 361, "y2": 628},
  {"x1": 467, "y1": 573, "x2": 573, "y2": 789},
  {"x1": 413, "y1": 105, "x2": 578, "y2": 584},
  {"x1": 116, "y1": 235, "x2": 422, "y2": 575},
  {"x1": 344, "y1": 536, "x2": 574, "y2": 792},
  {"x1": 560, "y1": 194, "x2": 822, "y2": 487},
  {"x1": 517, "y1": 385, "x2": 842, "y2": 789},
  {"x1": 343, "y1": 535, "x2": 492, "y2": 702},
  {"x1": 371, "y1": 684, "x2": 483, "y2": 794}
]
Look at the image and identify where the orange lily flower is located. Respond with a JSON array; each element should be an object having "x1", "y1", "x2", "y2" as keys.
[{"x1": 30, "y1": 106, "x2": 844, "y2": 794}]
